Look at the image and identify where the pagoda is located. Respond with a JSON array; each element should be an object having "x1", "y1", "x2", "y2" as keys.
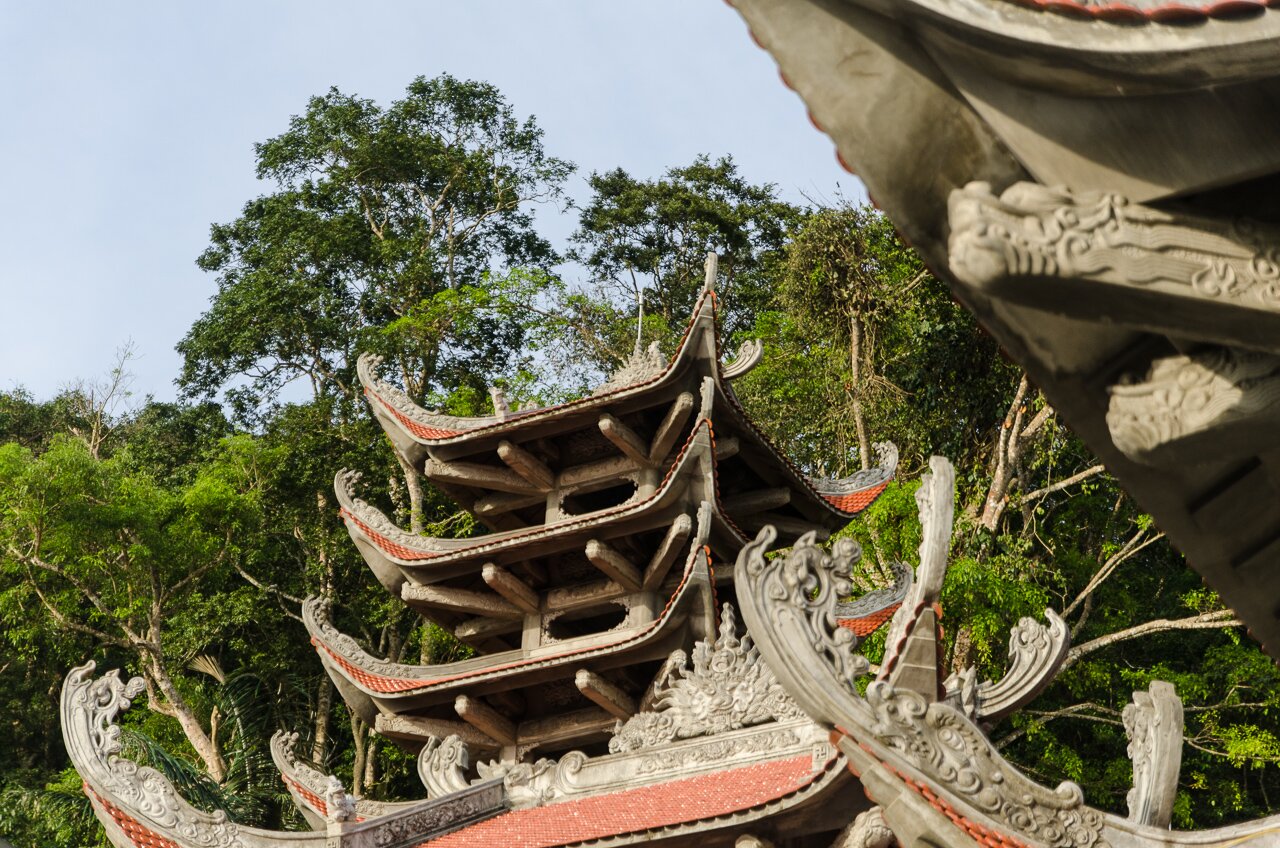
[{"x1": 62, "y1": 255, "x2": 908, "y2": 848}]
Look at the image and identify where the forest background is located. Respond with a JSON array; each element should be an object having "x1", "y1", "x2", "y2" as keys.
[{"x1": 1, "y1": 75, "x2": 1275, "y2": 846}]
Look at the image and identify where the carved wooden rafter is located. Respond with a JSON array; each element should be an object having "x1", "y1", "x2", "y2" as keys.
[
  {"x1": 575, "y1": 669, "x2": 637, "y2": 719},
  {"x1": 496, "y1": 440, "x2": 555, "y2": 491},
  {"x1": 585, "y1": 539, "x2": 643, "y2": 590},
  {"x1": 402, "y1": 583, "x2": 523, "y2": 619}
]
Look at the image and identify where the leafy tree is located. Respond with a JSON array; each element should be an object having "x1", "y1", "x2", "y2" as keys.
[
  {"x1": 0, "y1": 435, "x2": 261, "y2": 781},
  {"x1": 562, "y1": 155, "x2": 800, "y2": 374}
]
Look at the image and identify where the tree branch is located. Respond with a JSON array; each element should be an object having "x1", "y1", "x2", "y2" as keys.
[{"x1": 1061, "y1": 611, "x2": 1242, "y2": 672}]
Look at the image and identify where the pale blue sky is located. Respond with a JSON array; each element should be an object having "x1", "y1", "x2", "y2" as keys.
[{"x1": 0, "y1": 2, "x2": 862, "y2": 402}]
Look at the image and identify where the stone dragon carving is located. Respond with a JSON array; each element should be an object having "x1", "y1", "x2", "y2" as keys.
[
  {"x1": 831, "y1": 806, "x2": 895, "y2": 848},
  {"x1": 609, "y1": 603, "x2": 805, "y2": 752},
  {"x1": 948, "y1": 181, "x2": 1280, "y2": 311},
  {"x1": 1107, "y1": 347, "x2": 1280, "y2": 466}
]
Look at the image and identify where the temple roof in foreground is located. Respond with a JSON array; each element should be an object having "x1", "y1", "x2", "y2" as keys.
[{"x1": 727, "y1": 0, "x2": 1280, "y2": 659}]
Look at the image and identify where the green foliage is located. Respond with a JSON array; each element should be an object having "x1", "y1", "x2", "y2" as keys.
[{"x1": 3, "y1": 78, "x2": 1278, "y2": 841}]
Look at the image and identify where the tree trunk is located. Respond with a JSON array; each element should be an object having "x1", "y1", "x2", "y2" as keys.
[
  {"x1": 396, "y1": 452, "x2": 426, "y2": 534},
  {"x1": 849, "y1": 312, "x2": 871, "y2": 471},
  {"x1": 979, "y1": 376, "x2": 1030, "y2": 532},
  {"x1": 351, "y1": 715, "x2": 368, "y2": 796},
  {"x1": 147, "y1": 655, "x2": 227, "y2": 783},
  {"x1": 311, "y1": 676, "x2": 332, "y2": 763},
  {"x1": 363, "y1": 734, "x2": 378, "y2": 797}
]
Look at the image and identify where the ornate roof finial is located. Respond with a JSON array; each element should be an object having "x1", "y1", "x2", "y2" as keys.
[
  {"x1": 489, "y1": 386, "x2": 510, "y2": 421},
  {"x1": 704, "y1": 252, "x2": 719, "y2": 294}
]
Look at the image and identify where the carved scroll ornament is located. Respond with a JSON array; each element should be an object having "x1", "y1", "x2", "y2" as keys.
[
  {"x1": 418, "y1": 735, "x2": 472, "y2": 799},
  {"x1": 62, "y1": 662, "x2": 245, "y2": 847},
  {"x1": 733, "y1": 524, "x2": 877, "y2": 730},
  {"x1": 864, "y1": 682, "x2": 1109, "y2": 848},
  {"x1": 970, "y1": 609, "x2": 1070, "y2": 722},
  {"x1": 722, "y1": 339, "x2": 765, "y2": 380},
  {"x1": 1107, "y1": 348, "x2": 1280, "y2": 465},
  {"x1": 1124, "y1": 681, "x2": 1183, "y2": 829}
]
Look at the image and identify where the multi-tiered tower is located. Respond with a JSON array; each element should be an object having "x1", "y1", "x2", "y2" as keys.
[{"x1": 62, "y1": 257, "x2": 908, "y2": 848}]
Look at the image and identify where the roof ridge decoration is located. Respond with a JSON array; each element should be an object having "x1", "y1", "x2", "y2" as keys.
[
  {"x1": 64, "y1": 662, "x2": 508, "y2": 848},
  {"x1": 809, "y1": 443, "x2": 899, "y2": 513},
  {"x1": 608, "y1": 602, "x2": 806, "y2": 753},
  {"x1": 62, "y1": 661, "x2": 244, "y2": 847},
  {"x1": 594, "y1": 341, "x2": 667, "y2": 396},
  {"x1": 334, "y1": 469, "x2": 477, "y2": 559}
]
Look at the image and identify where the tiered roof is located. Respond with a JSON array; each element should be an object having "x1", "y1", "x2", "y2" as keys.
[{"x1": 311, "y1": 257, "x2": 897, "y2": 759}]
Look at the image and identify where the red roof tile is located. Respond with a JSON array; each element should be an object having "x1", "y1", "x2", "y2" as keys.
[
  {"x1": 820, "y1": 481, "x2": 890, "y2": 513},
  {"x1": 837, "y1": 602, "x2": 900, "y2": 637},
  {"x1": 421, "y1": 754, "x2": 826, "y2": 848}
]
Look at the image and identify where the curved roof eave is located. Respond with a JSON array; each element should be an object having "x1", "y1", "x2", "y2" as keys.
[{"x1": 306, "y1": 525, "x2": 714, "y2": 701}]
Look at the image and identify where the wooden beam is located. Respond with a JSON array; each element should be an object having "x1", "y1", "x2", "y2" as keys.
[
  {"x1": 714, "y1": 436, "x2": 740, "y2": 460},
  {"x1": 473, "y1": 491, "x2": 544, "y2": 517},
  {"x1": 454, "y1": 615, "x2": 522, "y2": 641},
  {"x1": 455, "y1": 695, "x2": 516, "y2": 746},
  {"x1": 545, "y1": 579, "x2": 627, "y2": 613},
  {"x1": 722, "y1": 487, "x2": 791, "y2": 516},
  {"x1": 424, "y1": 457, "x2": 540, "y2": 495},
  {"x1": 402, "y1": 583, "x2": 523, "y2": 619},
  {"x1": 598, "y1": 414, "x2": 651, "y2": 466},
  {"x1": 559, "y1": 455, "x2": 637, "y2": 488},
  {"x1": 517, "y1": 706, "x2": 616, "y2": 747},
  {"x1": 497, "y1": 440, "x2": 555, "y2": 491},
  {"x1": 584, "y1": 539, "x2": 642, "y2": 591},
  {"x1": 644, "y1": 514, "x2": 693, "y2": 590},
  {"x1": 575, "y1": 669, "x2": 636, "y2": 719},
  {"x1": 481, "y1": 563, "x2": 540, "y2": 614},
  {"x1": 375, "y1": 713, "x2": 500, "y2": 748},
  {"x1": 649, "y1": 392, "x2": 695, "y2": 462}
]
